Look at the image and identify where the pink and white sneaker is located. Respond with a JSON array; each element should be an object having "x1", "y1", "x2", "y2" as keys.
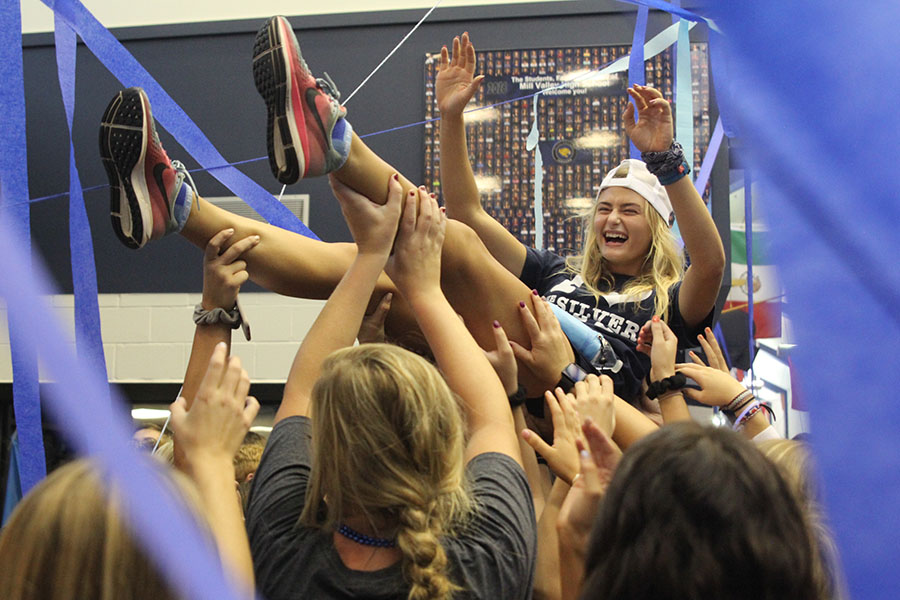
[
  {"x1": 253, "y1": 16, "x2": 349, "y2": 184},
  {"x1": 99, "y1": 87, "x2": 194, "y2": 249}
]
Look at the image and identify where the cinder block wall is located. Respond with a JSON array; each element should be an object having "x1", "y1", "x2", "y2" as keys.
[{"x1": 0, "y1": 294, "x2": 324, "y2": 383}]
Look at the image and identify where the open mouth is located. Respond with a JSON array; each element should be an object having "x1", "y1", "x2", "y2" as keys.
[{"x1": 604, "y1": 232, "x2": 628, "y2": 246}]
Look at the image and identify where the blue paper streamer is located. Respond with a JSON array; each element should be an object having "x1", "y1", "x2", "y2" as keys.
[
  {"x1": 708, "y1": 31, "x2": 739, "y2": 139},
  {"x1": 693, "y1": 117, "x2": 723, "y2": 197},
  {"x1": 627, "y1": 5, "x2": 649, "y2": 159},
  {"x1": 616, "y1": 0, "x2": 710, "y2": 26},
  {"x1": 705, "y1": 9, "x2": 900, "y2": 593},
  {"x1": 0, "y1": 214, "x2": 242, "y2": 600},
  {"x1": 675, "y1": 19, "x2": 693, "y2": 173},
  {"x1": 743, "y1": 170, "x2": 754, "y2": 384},
  {"x1": 54, "y1": 13, "x2": 110, "y2": 391},
  {"x1": 0, "y1": 0, "x2": 47, "y2": 494},
  {"x1": 44, "y1": 0, "x2": 317, "y2": 240},
  {"x1": 525, "y1": 94, "x2": 544, "y2": 249}
]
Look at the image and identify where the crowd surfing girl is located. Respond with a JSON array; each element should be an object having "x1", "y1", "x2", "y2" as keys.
[
  {"x1": 435, "y1": 33, "x2": 725, "y2": 402},
  {"x1": 243, "y1": 180, "x2": 535, "y2": 598},
  {"x1": 98, "y1": 17, "x2": 722, "y2": 402}
]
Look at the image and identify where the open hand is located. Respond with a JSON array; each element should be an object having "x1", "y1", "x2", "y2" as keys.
[
  {"x1": 170, "y1": 342, "x2": 259, "y2": 469},
  {"x1": 522, "y1": 387, "x2": 583, "y2": 485},
  {"x1": 436, "y1": 32, "x2": 484, "y2": 116},
  {"x1": 675, "y1": 362, "x2": 747, "y2": 407},
  {"x1": 689, "y1": 326, "x2": 730, "y2": 373},
  {"x1": 570, "y1": 374, "x2": 616, "y2": 438},
  {"x1": 385, "y1": 188, "x2": 447, "y2": 298},
  {"x1": 509, "y1": 293, "x2": 573, "y2": 393},
  {"x1": 330, "y1": 173, "x2": 402, "y2": 257},
  {"x1": 623, "y1": 84, "x2": 673, "y2": 153},
  {"x1": 202, "y1": 229, "x2": 259, "y2": 310}
]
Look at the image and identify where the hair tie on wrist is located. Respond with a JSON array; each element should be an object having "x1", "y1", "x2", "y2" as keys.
[
  {"x1": 508, "y1": 384, "x2": 527, "y2": 409},
  {"x1": 647, "y1": 372, "x2": 687, "y2": 399},
  {"x1": 193, "y1": 299, "x2": 251, "y2": 341}
]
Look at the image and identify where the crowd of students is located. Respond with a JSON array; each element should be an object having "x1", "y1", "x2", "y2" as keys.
[{"x1": 0, "y1": 17, "x2": 843, "y2": 600}]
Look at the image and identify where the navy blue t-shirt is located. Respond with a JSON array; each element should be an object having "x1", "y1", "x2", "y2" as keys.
[{"x1": 519, "y1": 247, "x2": 713, "y2": 403}]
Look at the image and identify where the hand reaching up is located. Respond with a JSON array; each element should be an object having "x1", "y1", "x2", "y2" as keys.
[
  {"x1": 689, "y1": 326, "x2": 731, "y2": 373},
  {"x1": 202, "y1": 229, "x2": 259, "y2": 310},
  {"x1": 329, "y1": 173, "x2": 403, "y2": 257},
  {"x1": 623, "y1": 84, "x2": 673, "y2": 153},
  {"x1": 436, "y1": 32, "x2": 484, "y2": 117},
  {"x1": 385, "y1": 187, "x2": 446, "y2": 299},
  {"x1": 483, "y1": 321, "x2": 519, "y2": 396},
  {"x1": 522, "y1": 387, "x2": 583, "y2": 485},
  {"x1": 170, "y1": 343, "x2": 259, "y2": 471}
]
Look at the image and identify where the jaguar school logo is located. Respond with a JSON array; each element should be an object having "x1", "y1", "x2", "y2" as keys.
[{"x1": 551, "y1": 140, "x2": 576, "y2": 164}]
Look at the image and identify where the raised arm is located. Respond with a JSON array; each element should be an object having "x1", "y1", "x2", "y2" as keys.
[
  {"x1": 624, "y1": 84, "x2": 725, "y2": 327},
  {"x1": 181, "y1": 229, "x2": 258, "y2": 408},
  {"x1": 276, "y1": 176, "x2": 402, "y2": 423},
  {"x1": 170, "y1": 343, "x2": 260, "y2": 597},
  {"x1": 386, "y1": 189, "x2": 522, "y2": 465},
  {"x1": 437, "y1": 33, "x2": 526, "y2": 275}
]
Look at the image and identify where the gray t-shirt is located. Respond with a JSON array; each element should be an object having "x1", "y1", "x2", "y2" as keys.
[{"x1": 246, "y1": 416, "x2": 536, "y2": 600}]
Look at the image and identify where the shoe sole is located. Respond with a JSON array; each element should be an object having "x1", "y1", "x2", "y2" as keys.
[
  {"x1": 99, "y1": 89, "x2": 153, "y2": 249},
  {"x1": 252, "y1": 16, "x2": 306, "y2": 185}
]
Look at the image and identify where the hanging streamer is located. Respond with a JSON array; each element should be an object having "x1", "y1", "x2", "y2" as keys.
[
  {"x1": 0, "y1": 0, "x2": 46, "y2": 494},
  {"x1": 627, "y1": 6, "x2": 649, "y2": 159},
  {"x1": 54, "y1": 13, "x2": 109, "y2": 395},
  {"x1": 44, "y1": 0, "x2": 316, "y2": 239},
  {"x1": 525, "y1": 94, "x2": 544, "y2": 249},
  {"x1": 674, "y1": 19, "x2": 693, "y2": 175},
  {"x1": 693, "y1": 117, "x2": 723, "y2": 197},
  {"x1": 743, "y1": 170, "x2": 754, "y2": 384},
  {"x1": 0, "y1": 218, "x2": 242, "y2": 600}
]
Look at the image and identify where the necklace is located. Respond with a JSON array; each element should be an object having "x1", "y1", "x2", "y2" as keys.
[{"x1": 337, "y1": 523, "x2": 397, "y2": 548}]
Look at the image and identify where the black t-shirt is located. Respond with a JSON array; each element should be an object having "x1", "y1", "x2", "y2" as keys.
[
  {"x1": 246, "y1": 417, "x2": 537, "y2": 600},
  {"x1": 520, "y1": 247, "x2": 713, "y2": 402}
]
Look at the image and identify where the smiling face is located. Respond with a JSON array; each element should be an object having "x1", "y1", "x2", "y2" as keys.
[{"x1": 593, "y1": 186, "x2": 653, "y2": 276}]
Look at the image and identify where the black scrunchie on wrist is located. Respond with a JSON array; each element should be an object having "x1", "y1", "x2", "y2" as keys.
[
  {"x1": 646, "y1": 372, "x2": 687, "y2": 400},
  {"x1": 641, "y1": 140, "x2": 691, "y2": 185}
]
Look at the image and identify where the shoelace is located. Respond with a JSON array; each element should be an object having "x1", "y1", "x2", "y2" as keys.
[
  {"x1": 171, "y1": 159, "x2": 198, "y2": 194},
  {"x1": 317, "y1": 72, "x2": 342, "y2": 102}
]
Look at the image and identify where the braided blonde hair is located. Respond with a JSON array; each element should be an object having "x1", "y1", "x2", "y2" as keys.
[{"x1": 301, "y1": 344, "x2": 474, "y2": 599}]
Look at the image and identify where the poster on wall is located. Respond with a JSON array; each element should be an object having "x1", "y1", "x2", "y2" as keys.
[{"x1": 423, "y1": 43, "x2": 712, "y2": 254}]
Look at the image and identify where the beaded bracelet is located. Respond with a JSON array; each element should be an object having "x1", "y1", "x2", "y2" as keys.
[{"x1": 732, "y1": 401, "x2": 762, "y2": 431}]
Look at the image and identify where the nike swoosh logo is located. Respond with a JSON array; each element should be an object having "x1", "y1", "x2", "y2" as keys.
[
  {"x1": 153, "y1": 163, "x2": 172, "y2": 219},
  {"x1": 305, "y1": 88, "x2": 331, "y2": 144}
]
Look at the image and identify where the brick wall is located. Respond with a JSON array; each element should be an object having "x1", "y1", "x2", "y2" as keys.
[{"x1": 0, "y1": 293, "x2": 324, "y2": 383}]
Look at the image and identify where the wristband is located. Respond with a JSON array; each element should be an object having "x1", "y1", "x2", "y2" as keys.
[
  {"x1": 193, "y1": 299, "x2": 251, "y2": 341},
  {"x1": 723, "y1": 389, "x2": 755, "y2": 413},
  {"x1": 641, "y1": 140, "x2": 691, "y2": 185},
  {"x1": 731, "y1": 401, "x2": 761, "y2": 430},
  {"x1": 508, "y1": 384, "x2": 527, "y2": 409},
  {"x1": 646, "y1": 372, "x2": 687, "y2": 400}
]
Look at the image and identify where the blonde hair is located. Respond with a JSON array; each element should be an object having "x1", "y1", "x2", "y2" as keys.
[
  {"x1": 300, "y1": 344, "x2": 474, "y2": 600},
  {"x1": 565, "y1": 162, "x2": 684, "y2": 319},
  {"x1": 0, "y1": 459, "x2": 209, "y2": 600},
  {"x1": 758, "y1": 439, "x2": 847, "y2": 600},
  {"x1": 234, "y1": 441, "x2": 265, "y2": 483}
]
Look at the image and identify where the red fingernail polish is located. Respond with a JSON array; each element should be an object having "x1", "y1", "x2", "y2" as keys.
[
  {"x1": 392, "y1": 173, "x2": 399, "y2": 181},
  {"x1": 519, "y1": 301, "x2": 526, "y2": 308},
  {"x1": 532, "y1": 289, "x2": 538, "y2": 295},
  {"x1": 409, "y1": 190, "x2": 416, "y2": 196},
  {"x1": 493, "y1": 320, "x2": 500, "y2": 328}
]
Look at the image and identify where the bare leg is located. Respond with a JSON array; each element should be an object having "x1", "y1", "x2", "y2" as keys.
[{"x1": 178, "y1": 134, "x2": 570, "y2": 394}]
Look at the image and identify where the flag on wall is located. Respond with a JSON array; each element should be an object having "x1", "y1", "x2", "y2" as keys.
[{"x1": 723, "y1": 225, "x2": 783, "y2": 338}]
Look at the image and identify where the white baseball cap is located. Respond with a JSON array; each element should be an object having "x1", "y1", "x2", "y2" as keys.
[{"x1": 598, "y1": 159, "x2": 673, "y2": 226}]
